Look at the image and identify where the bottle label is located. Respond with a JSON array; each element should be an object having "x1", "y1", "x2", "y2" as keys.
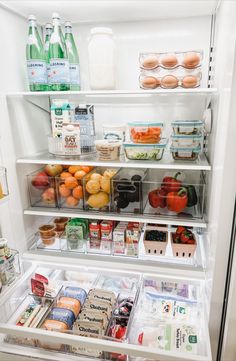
[
  {"x1": 69, "y1": 63, "x2": 80, "y2": 85},
  {"x1": 49, "y1": 58, "x2": 70, "y2": 84},
  {"x1": 27, "y1": 60, "x2": 47, "y2": 85}
]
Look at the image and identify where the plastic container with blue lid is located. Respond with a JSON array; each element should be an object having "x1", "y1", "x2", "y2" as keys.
[
  {"x1": 171, "y1": 133, "x2": 203, "y2": 148},
  {"x1": 171, "y1": 120, "x2": 203, "y2": 135},
  {"x1": 127, "y1": 121, "x2": 164, "y2": 144},
  {"x1": 123, "y1": 140, "x2": 167, "y2": 160},
  {"x1": 170, "y1": 145, "x2": 201, "y2": 161}
]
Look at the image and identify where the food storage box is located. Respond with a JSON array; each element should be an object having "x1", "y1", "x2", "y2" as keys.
[
  {"x1": 0, "y1": 166, "x2": 9, "y2": 200},
  {"x1": 103, "y1": 123, "x2": 126, "y2": 141},
  {"x1": 27, "y1": 169, "x2": 58, "y2": 208},
  {"x1": 139, "y1": 50, "x2": 203, "y2": 70},
  {"x1": 34, "y1": 232, "x2": 61, "y2": 250},
  {"x1": 171, "y1": 120, "x2": 203, "y2": 135},
  {"x1": 170, "y1": 232, "x2": 197, "y2": 258},
  {"x1": 83, "y1": 167, "x2": 119, "y2": 211},
  {"x1": 143, "y1": 229, "x2": 168, "y2": 255},
  {"x1": 170, "y1": 145, "x2": 201, "y2": 161},
  {"x1": 128, "y1": 121, "x2": 163, "y2": 144},
  {"x1": 123, "y1": 140, "x2": 167, "y2": 161},
  {"x1": 171, "y1": 134, "x2": 203, "y2": 148},
  {"x1": 56, "y1": 175, "x2": 84, "y2": 210},
  {"x1": 95, "y1": 139, "x2": 122, "y2": 161},
  {"x1": 112, "y1": 168, "x2": 147, "y2": 214}
]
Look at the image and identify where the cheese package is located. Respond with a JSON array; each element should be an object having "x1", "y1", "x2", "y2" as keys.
[
  {"x1": 88, "y1": 288, "x2": 116, "y2": 305},
  {"x1": 62, "y1": 286, "x2": 87, "y2": 306},
  {"x1": 57, "y1": 296, "x2": 81, "y2": 318}
]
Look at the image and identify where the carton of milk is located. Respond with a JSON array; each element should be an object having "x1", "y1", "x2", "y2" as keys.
[{"x1": 50, "y1": 100, "x2": 73, "y2": 138}]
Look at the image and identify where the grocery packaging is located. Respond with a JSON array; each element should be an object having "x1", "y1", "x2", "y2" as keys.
[
  {"x1": 171, "y1": 120, "x2": 203, "y2": 135},
  {"x1": 170, "y1": 145, "x2": 202, "y2": 161},
  {"x1": 95, "y1": 139, "x2": 122, "y2": 160},
  {"x1": 103, "y1": 124, "x2": 126, "y2": 141},
  {"x1": 74, "y1": 104, "x2": 95, "y2": 153},
  {"x1": 65, "y1": 218, "x2": 88, "y2": 251},
  {"x1": 50, "y1": 100, "x2": 72, "y2": 138},
  {"x1": 140, "y1": 51, "x2": 203, "y2": 70},
  {"x1": 128, "y1": 121, "x2": 163, "y2": 144},
  {"x1": 123, "y1": 141, "x2": 166, "y2": 160}
]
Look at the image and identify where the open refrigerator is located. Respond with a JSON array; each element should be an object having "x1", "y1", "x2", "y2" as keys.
[{"x1": 0, "y1": 1, "x2": 236, "y2": 360}]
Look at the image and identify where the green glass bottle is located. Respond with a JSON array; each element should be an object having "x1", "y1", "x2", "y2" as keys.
[
  {"x1": 44, "y1": 23, "x2": 53, "y2": 90},
  {"x1": 65, "y1": 21, "x2": 80, "y2": 91},
  {"x1": 26, "y1": 15, "x2": 47, "y2": 92},
  {"x1": 49, "y1": 13, "x2": 70, "y2": 91}
]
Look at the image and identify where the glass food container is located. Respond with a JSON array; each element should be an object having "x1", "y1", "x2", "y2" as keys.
[
  {"x1": 171, "y1": 120, "x2": 203, "y2": 135},
  {"x1": 128, "y1": 121, "x2": 163, "y2": 144},
  {"x1": 123, "y1": 141, "x2": 166, "y2": 161}
]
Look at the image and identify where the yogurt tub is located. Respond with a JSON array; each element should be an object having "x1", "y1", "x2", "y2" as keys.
[
  {"x1": 95, "y1": 139, "x2": 122, "y2": 160},
  {"x1": 170, "y1": 145, "x2": 201, "y2": 161},
  {"x1": 171, "y1": 120, "x2": 203, "y2": 135},
  {"x1": 171, "y1": 134, "x2": 203, "y2": 148},
  {"x1": 102, "y1": 124, "x2": 126, "y2": 141},
  {"x1": 123, "y1": 141, "x2": 167, "y2": 161}
]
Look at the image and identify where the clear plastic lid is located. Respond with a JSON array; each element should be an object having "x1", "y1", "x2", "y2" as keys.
[
  {"x1": 171, "y1": 120, "x2": 203, "y2": 127},
  {"x1": 171, "y1": 133, "x2": 203, "y2": 139},
  {"x1": 127, "y1": 121, "x2": 163, "y2": 127},
  {"x1": 170, "y1": 145, "x2": 201, "y2": 152},
  {"x1": 124, "y1": 140, "x2": 167, "y2": 148}
]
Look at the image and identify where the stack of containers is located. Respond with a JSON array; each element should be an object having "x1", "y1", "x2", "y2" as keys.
[
  {"x1": 123, "y1": 122, "x2": 167, "y2": 161},
  {"x1": 139, "y1": 50, "x2": 203, "y2": 90},
  {"x1": 170, "y1": 120, "x2": 204, "y2": 161}
]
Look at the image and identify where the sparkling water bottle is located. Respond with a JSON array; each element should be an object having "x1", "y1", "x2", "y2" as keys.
[
  {"x1": 44, "y1": 23, "x2": 53, "y2": 88},
  {"x1": 65, "y1": 21, "x2": 80, "y2": 90},
  {"x1": 49, "y1": 13, "x2": 70, "y2": 91},
  {"x1": 26, "y1": 15, "x2": 47, "y2": 91}
]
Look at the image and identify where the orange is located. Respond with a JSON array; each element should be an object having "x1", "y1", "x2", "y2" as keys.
[
  {"x1": 60, "y1": 172, "x2": 72, "y2": 180},
  {"x1": 68, "y1": 165, "x2": 81, "y2": 174},
  {"x1": 80, "y1": 166, "x2": 91, "y2": 174},
  {"x1": 59, "y1": 184, "x2": 71, "y2": 197},
  {"x1": 64, "y1": 176, "x2": 78, "y2": 189},
  {"x1": 66, "y1": 196, "x2": 79, "y2": 207},
  {"x1": 72, "y1": 185, "x2": 83, "y2": 199},
  {"x1": 62, "y1": 165, "x2": 70, "y2": 169},
  {"x1": 74, "y1": 170, "x2": 86, "y2": 180}
]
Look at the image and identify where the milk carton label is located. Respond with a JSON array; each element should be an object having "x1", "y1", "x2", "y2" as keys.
[
  {"x1": 27, "y1": 60, "x2": 47, "y2": 84},
  {"x1": 49, "y1": 59, "x2": 70, "y2": 84}
]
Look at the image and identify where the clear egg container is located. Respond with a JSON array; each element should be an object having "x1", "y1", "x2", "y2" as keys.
[
  {"x1": 139, "y1": 50, "x2": 203, "y2": 70},
  {"x1": 139, "y1": 68, "x2": 202, "y2": 90}
]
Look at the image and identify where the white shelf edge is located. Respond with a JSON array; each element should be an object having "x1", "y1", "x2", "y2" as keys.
[
  {"x1": 5, "y1": 88, "x2": 218, "y2": 97},
  {"x1": 16, "y1": 152, "x2": 211, "y2": 171},
  {"x1": 24, "y1": 207, "x2": 207, "y2": 228}
]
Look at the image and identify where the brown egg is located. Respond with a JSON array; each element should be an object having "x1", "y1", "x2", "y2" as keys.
[
  {"x1": 161, "y1": 54, "x2": 178, "y2": 68},
  {"x1": 142, "y1": 56, "x2": 159, "y2": 69},
  {"x1": 161, "y1": 75, "x2": 178, "y2": 89},
  {"x1": 182, "y1": 75, "x2": 198, "y2": 88},
  {"x1": 183, "y1": 52, "x2": 201, "y2": 69},
  {"x1": 141, "y1": 76, "x2": 158, "y2": 89}
]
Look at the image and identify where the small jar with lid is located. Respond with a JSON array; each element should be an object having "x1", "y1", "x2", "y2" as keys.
[{"x1": 88, "y1": 27, "x2": 116, "y2": 90}]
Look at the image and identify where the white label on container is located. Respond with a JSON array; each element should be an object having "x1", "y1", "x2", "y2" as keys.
[
  {"x1": 27, "y1": 60, "x2": 47, "y2": 84},
  {"x1": 178, "y1": 126, "x2": 194, "y2": 134},
  {"x1": 49, "y1": 58, "x2": 70, "y2": 84},
  {"x1": 178, "y1": 151, "x2": 192, "y2": 158},
  {"x1": 69, "y1": 63, "x2": 80, "y2": 85}
]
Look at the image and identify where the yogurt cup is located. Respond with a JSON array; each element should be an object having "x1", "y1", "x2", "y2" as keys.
[{"x1": 95, "y1": 140, "x2": 122, "y2": 160}]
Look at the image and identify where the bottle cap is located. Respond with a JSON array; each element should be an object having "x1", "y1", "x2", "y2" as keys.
[
  {"x1": 28, "y1": 15, "x2": 36, "y2": 21},
  {"x1": 52, "y1": 12, "x2": 60, "y2": 19},
  {"x1": 45, "y1": 23, "x2": 53, "y2": 29},
  {"x1": 90, "y1": 27, "x2": 113, "y2": 35},
  {"x1": 65, "y1": 21, "x2": 72, "y2": 28}
]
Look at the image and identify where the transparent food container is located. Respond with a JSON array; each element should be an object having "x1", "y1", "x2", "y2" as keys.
[
  {"x1": 123, "y1": 141, "x2": 166, "y2": 160},
  {"x1": 128, "y1": 121, "x2": 163, "y2": 144},
  {"x1": 170, "y1": 145, "x2": 202, "y2": 161},
  {"x1": 56, "y1": 176, "x2": 84, "y2": 210},
  {"x1": 171, "y1": 120, "x2": 203, "y2": 135},
  {"x1": 171, "y1": 134, "x2": 203, "y2": 148}
]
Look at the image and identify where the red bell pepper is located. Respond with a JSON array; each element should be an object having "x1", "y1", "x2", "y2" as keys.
[
  {"x1": 166, "y1": 188, "x2": 188, "y2": 213},
  {"x1": 162, "y1": 172, "x2": 182, "y2": 193},
  {"x1": 148, "y1": 187, "x2": 167, "y2": 208}
]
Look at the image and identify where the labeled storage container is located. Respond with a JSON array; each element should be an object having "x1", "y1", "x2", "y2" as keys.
[
  {"x1": 95, "y1": 139, "x2": 122, "y2": 161},
  {"x1": 112, "y1": 168, "x2": 147, "y2": 214},
  {"x1": 83, "y1": 167, "x2": 119, "y2": 211},
  {"x1": 171, "y1": 134, "x2": 203, "y2": 148},
  {"x1": 27, "y1": 169, "x2": 58, "y2": 208},
  {"x1": 0, "y1": 166, "x2": 9, "y2": 200},
  {"x1": 170, "y1": 232, "x2": 197, "y2": 258},
  {"x1": 143, "y1": 229, "x2": 168, "y2": 255},
  {"x1": 123, "y1": 141, "x2": 166, "y2": 160},
  {"x1": 171, "y1": 120, "x2": 203, "y2": 135},
  {"x1": 128, "y1": 122, "x2": 163, "y2": 144},
  {"x1": 170, "y1": 145, "x2": 201, "y2": 161}
]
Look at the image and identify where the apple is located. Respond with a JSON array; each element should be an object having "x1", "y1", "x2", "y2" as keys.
[
  {"x1": 31, "y1": 171, "x2": 49, "y2": 190},
  {"x1": 44, "y1": 164, "x2": 63, "y2": 177},
  {"x1": 41, "y1": 187, "x2": 56, "y2": 204}
]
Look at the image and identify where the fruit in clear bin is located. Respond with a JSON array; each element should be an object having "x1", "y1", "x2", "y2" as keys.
[
  {"x1": 66, "y1": 196, "x2": 79, "y2": 207},
  {"x1": 103, "y1": 169, "x2": 116, "y2": 178},
  {"x1": 59, "y1": 184, "x2": 71, "y2": 198},
  {"x1": 86, "y1": 180, "x2": 100, "y2": 194},
  {"x1": 31, "y1": 171, "x2": 49, "y2": 190},
  {"x1": 74, "y1": 170, "x2": 86, "y2": 180},
  {"x1": 80, "y1": 166, "x2": 91, "y2": 173},
  {"x1": 64, "y1": 176, "x2": 78, "y2": 189},
  {"x1": 90, "y1": 173, "x2": 102, "y2": 182},
  {"x1": 100, "y1": 176, "x2": 110, "y2": 193},
  {"x1": 68, "y1": 165, "x2": 81, "y2": 174},
  {"x1": 44, "y1": 164, "x2": 63, "y2": 177},
  {"x1": 41, "y1": 187, "x2": 56, "y2": 204},
  {"x1": 72, "y1": 185, "x2": 83, "y2": 199},
  {"x1": 60, "y1": 172, "x2": 72, "y2": 180},
  {"x1": 87, "y1": 191, "x2": 109, "y2": 208}
]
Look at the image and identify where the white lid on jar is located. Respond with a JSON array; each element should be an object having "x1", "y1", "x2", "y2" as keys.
[
  {"x1": 45, "y1": 23, "x2": 53, "y2": 29},
  {"x1": 28, "y1": 15, "x2": 36, "y2": 21},
  {"x1": 90, "y1": 27, "x2": 113, "y2": 35},
  {"x1": 52, "y1": 12, "x2": 60, "y2": 19},
  {"x1": 65, "y1": 21, "x2": 72, "y2": 28}
]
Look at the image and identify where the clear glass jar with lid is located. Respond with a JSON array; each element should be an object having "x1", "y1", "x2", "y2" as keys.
[{"x1": 88, "y1": 27, "x2": 116, "y2": 90}]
